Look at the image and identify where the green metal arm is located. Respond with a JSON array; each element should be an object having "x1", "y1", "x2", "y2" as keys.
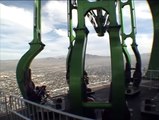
[
  {"x1": 147, "y1": 0, "x2": 159, "y2": 71},
  {"x1": 66, "y1": 0, "x2": 76, "y2": 83},
  {"x1": 119, "y1": 0, "x2": 142, "y2": 88},
  {"x1": 16, "y1": 0, "x2": 45, "y2": 99},
  {"x1": 68, "y1": 0, "x2": 126, "y2": 119}
]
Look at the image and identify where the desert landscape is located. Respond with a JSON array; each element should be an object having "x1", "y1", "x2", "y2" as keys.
[{"x1": 0, "y1": 54, "x2": 150, "y2": 97}]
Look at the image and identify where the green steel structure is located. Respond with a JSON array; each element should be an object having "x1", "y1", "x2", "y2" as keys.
[
  {"x1": 16, "y1": 0, "x2": 159, "y2": 119},
  {"x1": 67, "y1": 0, "x2": 126, "y2": 119},
  {"x1": 16, "y1": 0, "x2": 45, "y2": 99},
  {"x1": 119, "y1": 0, "x2": 142, "y2": 91},
  {"x1": 147, "y1": 0, "x2": 159, "y2": 71}
]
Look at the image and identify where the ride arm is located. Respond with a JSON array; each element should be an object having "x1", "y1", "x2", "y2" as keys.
[
  {"x1": 16, "y1": 0, "x2": 45, "y2": 99},
  {"x1": 66, "y1": 0, "x2": 76, "y2": 83}
]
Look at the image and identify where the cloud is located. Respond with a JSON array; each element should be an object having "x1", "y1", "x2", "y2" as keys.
[
  {"x1": 0, "y1": 2, "x2": 68, "y2": 60},
  {"x1": 0, "y1": 1, "x2": 154, "y2": 60},
  {"x1": 136, "y1": 33, "x2": 153, "y2": 54},
  {"x1": 135, "y1": 1, "x2": 152, "y2": 20},
  {"x1": 86, "y1": 32, "x2": 110, "y2": 56},
  {"x1": 42, "y1": 1, "x2": 67, "y2": 25},
  {"x1": 0, "y1": 3, "x2": 34, "y2": 60},
  {"x1": 54, "y1": 29, "x2": 68, "y2": 37},
  {"x1": 0, "y1": 3, "x2": 33, "y2": 30},
  {"x1": 0, "y1": 48, "x2": 27, "y2": 60}
]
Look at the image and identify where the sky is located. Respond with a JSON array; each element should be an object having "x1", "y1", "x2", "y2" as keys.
[{"x1": 0, "y1": 0, "x2": 153, "y2": 60}]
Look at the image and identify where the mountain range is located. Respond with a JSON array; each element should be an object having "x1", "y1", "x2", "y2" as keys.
[{"x1": 0, "y1": 53, "x2": 150, "y2": 72}]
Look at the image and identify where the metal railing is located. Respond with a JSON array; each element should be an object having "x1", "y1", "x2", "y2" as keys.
[
  {"x1": 143, "y1": 70, "x2": 159, "y2": 80},
  {"x1": 6, "y1": 95, "x2": 94, "y2": 120},
  {"x1": 0, "y1": 91, "x2": 8, "y2": 115},
  {"x1": 142, "y1": 70, "x2": 159, "y2": 89},
  {"x1": 1, "y1": 70, "x2": 158, "y2": 120}
]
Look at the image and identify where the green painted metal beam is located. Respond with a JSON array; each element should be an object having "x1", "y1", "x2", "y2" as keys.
[
  {"x1": 108, "y1": 25, "x2": 125, "y2": 120},
  {"x1": 68, "y1": 0, "x2": 126, "y2": 119},
  {"x1": 16, "y1": 0, "x2": 45, "y2": 99},
  {"x1": 69, "y1": 27, "x2": 89, "y2": 115},
  {"x1": 118, "y1": 0, "x2": 132, "y2": 65},
  {"x1": 119, "y1": 0, "x2": 142, "y2": 88},
  {"x1": 119, "y1": 0, "x2": 141, "y2": 67},
  {"x1": 147, "y1": 0, "x2": 159, "y2": 71},
  {"x1": 83, "y1": 102, "x2": 112, "y2": 109},
  {"x1": 66, "y1": 0, "x2": 74, "y2": 83}
]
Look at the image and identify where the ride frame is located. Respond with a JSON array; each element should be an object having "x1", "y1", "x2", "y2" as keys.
[
  {"x1": 16, "y1": 0, "x2": 45, "y2": 99},
  {"x1": 67, "y1": 0, "x2": 159, "y2": 119},
  {"x1": 67, "y1": 0, "x2": 126, "y2": 119},
  {"x1": 16, "y1": 0, "x2": 159, "y2": 120}
]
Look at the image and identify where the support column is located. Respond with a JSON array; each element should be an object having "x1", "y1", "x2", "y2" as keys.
[
  {"x1": 69, "y1": 27, "x2": 89, "y2": 115},
  {"x1": 147, "y1": 0, "x2": 159, "y2": 71},
  {"x1": 108, "y1": 23, "x2": 125, "y2": 120}
]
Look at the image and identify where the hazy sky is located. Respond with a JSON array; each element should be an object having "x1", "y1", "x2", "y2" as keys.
[{"x1": 0, "y1": 0, "x2": 153, "y2": 60}]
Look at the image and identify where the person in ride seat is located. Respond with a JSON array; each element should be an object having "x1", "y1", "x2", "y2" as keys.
[
  {"x1": 35, "y1": 85, "x2": 46, "y2": 97},
  {"x1": 35, "y1": 85, "x2": 48, "y2": 104},
  {"x1": 83, "y1": 70, "x2": 92, "y2": 93},
  {"x1": 26, "y1": 81, "x2": 41, "y2": 103},
  {"x1": 25, "y1": 69, "x2": 48, "y2": 103}
]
